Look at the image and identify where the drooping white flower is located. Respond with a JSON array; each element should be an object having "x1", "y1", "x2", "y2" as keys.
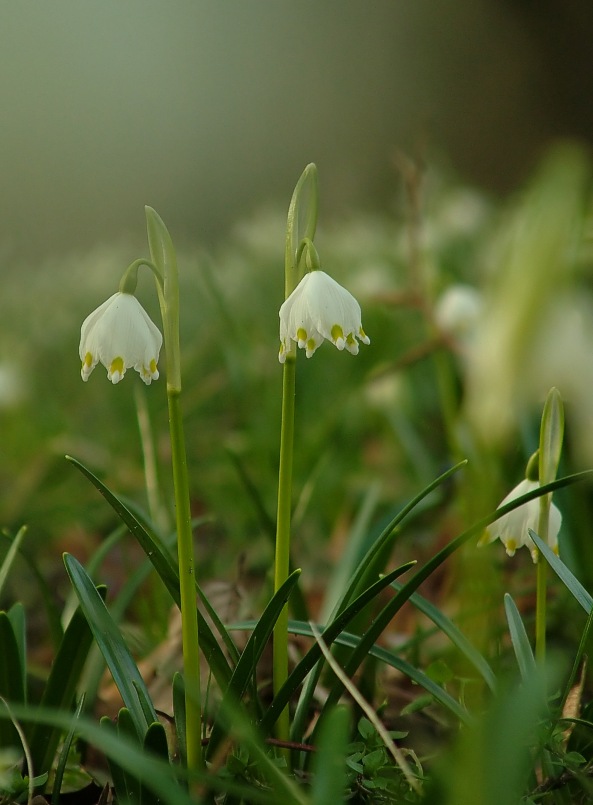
[
  {"x1": 434, "y1": 284, "x2": 483, "y2": 342},
  {"x1": 482, "y1": 478, "x2": 562, "y2": 562},
  {"x1": 79, "y1": 292, "x2": 163, "y2": 384},
  {"x1": 278, "y1": 270, "x2": 370, "y2": 363}
]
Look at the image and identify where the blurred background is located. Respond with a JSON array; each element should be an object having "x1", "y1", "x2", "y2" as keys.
[
  {"x1": 2, "y1": 0, "x2": 593, "y2": 259},
  {"x1": 1, "y1": 1, "x2": 593, "y2": 625}
]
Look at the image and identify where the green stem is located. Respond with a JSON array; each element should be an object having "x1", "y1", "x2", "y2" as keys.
[
  {"x1": 168, "y1": 388, "x2": 203, "y2": 769},
  {"x1": 119, "y1": 258, "x2": 163, "y2": 295},
  {"x1": 273, "y1": 354, "x2": 297, "y2": 746},
  {"x1": 272, "y1": 165, "x2": 318, "y2": 749},
  {"x1": 144, "y1": 207, "x2": 201, "y2": 773}
]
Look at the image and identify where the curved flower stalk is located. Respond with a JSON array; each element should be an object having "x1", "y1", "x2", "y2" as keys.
[
  {"x1": 79, "y1": 292, "x2": 162, "y2": 384},
  {"x1": 483, "y1": 478, "x2": 562, "y2": 563},
  {"x1": 278, "y1": 269, "x2": 370, "y2": 362}
]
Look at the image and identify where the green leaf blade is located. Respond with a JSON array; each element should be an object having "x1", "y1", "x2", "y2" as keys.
[{"x1": 63, "y1": 553, "x2": 156, "y2": 738}]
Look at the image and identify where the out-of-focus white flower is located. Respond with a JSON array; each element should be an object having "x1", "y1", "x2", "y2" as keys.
[
  {"x1": 278, "y1": 270, "x2": 370, "y2": 363},
  {"x1": 482, "y1": 478, "x2": 561, "y2": 562},
  {"x1": 0, "y1": 362, "x2": 26, "y2": 408},
  {"x1": 434, "y1": 284, "x2": 483, "y2": 342},
  {"x1": 79, "y1": 292, "x2": 162, "y2": 384}
]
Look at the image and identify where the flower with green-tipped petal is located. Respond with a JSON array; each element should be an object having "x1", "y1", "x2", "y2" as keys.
[
  {"x1": 79, "y1": 292, "x2": 162, "y2": 385},
  {"x1": 482, "y1": 478, "x2": 561, "y2": 562},
  {"x1": 278, "y1": 270, "x2": 369, "y2": 363}
]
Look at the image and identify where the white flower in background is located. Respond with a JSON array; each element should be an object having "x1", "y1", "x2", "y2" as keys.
[
  {"x1": 0, "y1": 361, "x2": 26, "y2": 408},
  {"x1": 435, "y1": 284, "x2": 483, "y2": 342},
  {"x1": 482, "y1": 479, "x2": 561, "y2": 562},
  {"x1": 79, "y1": 292, "x2": 162, "y2": 384},
  {"x1": 278, "y1": 270, "x2": 370, "y2": 363}
]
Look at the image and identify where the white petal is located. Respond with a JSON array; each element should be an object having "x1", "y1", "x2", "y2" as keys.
[
  {"x1": 484, "y1": 478, "x2": 563, "y2": 560},
  {"x1": 79, "y1": 292, "x2": 162, "y2": 383},
  {"x1": 277, "y1": 270, "x2": 369, "y2": 359},
  {"x1": 79, "y1": 293, "x2": 120, "y2": 361}
]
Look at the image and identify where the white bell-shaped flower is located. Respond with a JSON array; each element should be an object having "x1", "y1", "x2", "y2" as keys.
[
  {"x1": 482, "y1": 478, "x2": 562, "y2": 562},
  {"x1": 79, "y1": 292, "x2": 163, "y2": 385},
  {"x1": 278, "y1": 270, "x2": 370, "y2": 363}
]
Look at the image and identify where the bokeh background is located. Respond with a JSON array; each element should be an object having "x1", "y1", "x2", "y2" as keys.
[
  {"x1": 1, "y1": 1, "x2": 593, "y2": 616},
  {"x1": 2, "y1": 0, "x2": 593, "y2": 260}
]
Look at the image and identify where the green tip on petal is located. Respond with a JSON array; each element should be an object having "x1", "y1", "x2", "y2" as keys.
[
  {"x1": 296, "y1": 327, "x2": 307, "y2": 347},
  {"x1": 108, "y1": 357, "x2": 125, "y2": 384},
  {"x1": 505, "y1": 538, "x2": 518, "y2": 557},
  {"x1": 305, "y1": 338, "x2": 317, "y2": 358},
  {"x1": 331, "y1": 323, "x2": 345, "y2": 349},
  {"x1": 359, "y1": 327, "x2": 370, "y2": 345}
]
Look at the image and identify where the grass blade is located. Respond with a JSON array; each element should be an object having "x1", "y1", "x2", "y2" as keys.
[
  {"x1": 7, "y1": 603, "x2": 26, "y2": 702},
  {"x1": 504, "y1": 593, "x2": 537, "y2": 682},
  {"x1": 310, "y1": 706, "x2": 350, "y2": 805},
  {"x1": 0, "y1": 613, "x2": 24, "y2": 747},
  {"x1": 311, "y1": 475, "x2": 589, "y2": 740},
  {"x1": 392, "y1": 582, "x2": 496, "y2": 691},
  {"x1": 141, "y1": 721, "x2": 173, "y2": 805},
  {"x1": 64, "y1": 553, "x2": 156, "y2": 738},
  {"x1": 51, "y1": 694, "x2": 85, "y2": 805},
  {"x1": 287, "y1": 621, "x2": 468, "y2": 722},
  {"x1": 207, "y1": 568, "x2": 302, "y2": 759},
  {"x1": 0, "y1": 526, "x2": 27, "y2": 599},
  {"x1": 258, "y1": 562, "x2": 415, "y2": 733},
  {"x1": 343, "y1": 461, "x2": 467, "y2": 609},
  {"x1": 529, "y1": 529, "x2": 593, "y2": 613},
  {"x1": 28, "y1": 591, "x2": 106, "y2": 776},
  {"x1": 66, "y1": 454, "x2": 234, "y2": 687},
  {"x1": 4, "y1": 703, "x2": 196, "y2": 805}
]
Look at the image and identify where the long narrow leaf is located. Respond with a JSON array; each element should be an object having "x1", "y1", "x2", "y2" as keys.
[
  {"x1": 141, "y1": 722, "x2": 174, "y2": 805},
  {"x1": 2, "y1": 703, "x2": 210, "y2": 805},
  {"x1": 207, "y1": 569, "x2": 302, "y2": 759},
  {"x1": 64, "y1": 553, "x2": 156, "y2": 738},
  {"x1": 0, "y1": 614, "x2": 24, "y2": 703},
  {"x1": 391, "y1": 582, "x2": 496, "y2": 691},
  {"x1": 0, "y1": 526, "x2": 27, "y2": 599},
  {"x1": 288, "y1": 621, "x2": 468, "y2": 723},
  {"x1": 291, "y1": 463, "x2": 466, "y2": 741},
  {"x1": 343, "y1": 461, "x2": 467, "y2": 609},
  {"x1": 66, "y1": 454, "x2": 234, "y2": 687},
  {"x1": 309, "y1": 473, "x2": 590, "y2": 740},
  {"x1": 28, "y1": 591, "x2": 107, "y2": 776},
  {"x1": 51, "y1": 695, "x2": 85, "y2": 805},
  {"x1": 310, "y1": 706, "x2": 350, "y2": 805},
  {"x1": 7, "y1": 603, "x2": 26, "y2": 701},
  {"x1": 504, "y1": 593, "x2": 537, "y2": 682},
  {"x1": 290, "y1": 469, "x2": 462, "y2": 743},
  {"x1": 529, "y1": 529, "x2": 593, "y2": 613},
  {"x1": 66, "y1": 457, "x2": 179, "y2": 593},
  {"x1": 0, "y1": 613, "x2": 24, "y2": 747},
  {"x1": 112, "y1": 708, "x2": 141, "y2": 805},
  {"x1": 258, "y1": 562, "x2": 415, "y2": 733}
]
